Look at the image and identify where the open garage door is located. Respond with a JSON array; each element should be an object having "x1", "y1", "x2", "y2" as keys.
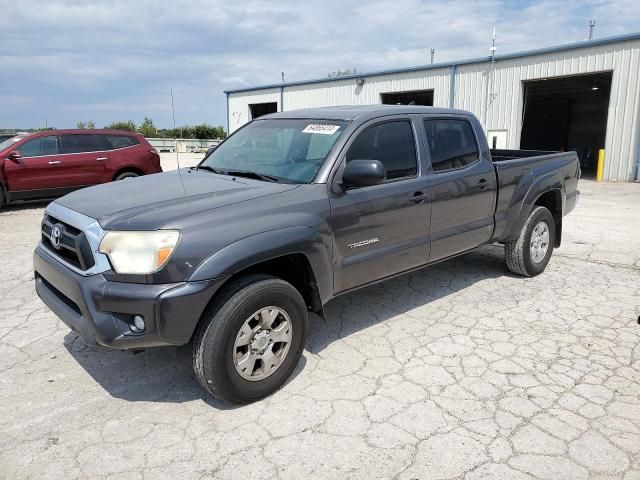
[
  {"x1": 520, "y1": 72, "x2": 612, "y2": 174},
  {"x1": 381, "y1": 89, "x2": 434, "y2": 106},
  {"x1": 249, "y1": 102, "x2": 278, "y2": 120}
]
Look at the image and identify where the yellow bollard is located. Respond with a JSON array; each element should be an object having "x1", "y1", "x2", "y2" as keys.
[{"x1": 596, "y1": 149, "x2": 605, "y2": 182}]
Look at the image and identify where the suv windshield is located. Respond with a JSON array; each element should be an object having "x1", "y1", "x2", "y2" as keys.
[{"x1": 200, "y1": 119, "x2": 347, "y2": 183}]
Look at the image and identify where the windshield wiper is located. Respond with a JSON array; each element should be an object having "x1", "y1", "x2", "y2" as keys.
[
  {"x1": 193, "y1": 165, "x2": 224, "y2": 174},
  {"x1": 221, "y1": 170, "x2": 281, "y2": 182},
  {"x1": 194, "y1": 166, "x2": 283, "y2": 183}
]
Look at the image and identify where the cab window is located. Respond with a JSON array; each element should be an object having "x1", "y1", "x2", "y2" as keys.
[
  {"x1": 346, "y1": 120, "x2": 417, "y2": 180},
  {"x1": 424, "y1": 119, "x2": 479, "y2": 172},
  {"x1": 19, "y1": 136, "x2": 59, "y2": 157}
]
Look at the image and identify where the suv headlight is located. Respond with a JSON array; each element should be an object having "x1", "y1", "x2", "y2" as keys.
[{"x1": 99, "y1": 230, "x2": 180, "y2": 274}]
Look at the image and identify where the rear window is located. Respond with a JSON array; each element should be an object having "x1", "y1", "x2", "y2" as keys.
[
  {"x1": 105, "y1": 135, "x2": 139, "y2": 149},
  {"x1": 424, "y1": 119, "x2": 479, "y2": 172},
  {"x1": 20, "y1": 136, "x2": 59, "y2": 157},
  {"x1": 60, "y1": 134, "x2": 99, "y2": 154}
]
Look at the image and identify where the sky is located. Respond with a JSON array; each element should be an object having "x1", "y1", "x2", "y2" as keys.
[{"x1": 1, "y1": 0, "x2": 639, "y2": 130}]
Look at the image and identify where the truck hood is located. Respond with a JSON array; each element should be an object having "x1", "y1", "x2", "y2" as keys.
[{"x1": 55, "y1": 169, "x2": 299, "y2": 230}]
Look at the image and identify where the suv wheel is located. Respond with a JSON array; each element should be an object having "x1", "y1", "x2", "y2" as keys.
[
  {"x1": 114, "y1": 171, "x2": 140, "y2": 181},
  {"x1": 505, "y1": 206, "x2": 555, "y2": 276},
  {"x1": 193, "y1": 275, "x2": 308, "y2": 403}
]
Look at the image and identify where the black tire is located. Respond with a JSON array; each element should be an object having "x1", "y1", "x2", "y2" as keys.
[
  {"x1": 505, "y1": 206, "x2": 555, "y2": 277},
  {"x1": 193, "y1": 274, "x2": 308, "y2": 404},
  {"x1": 0, "y1": 187, "x2": 5, "y2": 210},
  {"x1": 114, "y1": 171, "x2": 140, "y2": 181}
]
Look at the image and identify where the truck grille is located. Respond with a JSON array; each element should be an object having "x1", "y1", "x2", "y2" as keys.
[{"x1": 41, "y1": 215, "x2": 96, "y2": 271}]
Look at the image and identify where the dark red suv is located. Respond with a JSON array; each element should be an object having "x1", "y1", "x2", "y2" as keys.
[{"x1": 0, "y1": 130, "x2": 162, "y2": 208}]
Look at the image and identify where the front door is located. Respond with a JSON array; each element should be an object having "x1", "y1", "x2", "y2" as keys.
[
  {"x1": 329, "y1": 118, "x2": 431, "y2": 293},
  {"x1": 4, "y1": 135, "x2": 62, "y2": 193}
]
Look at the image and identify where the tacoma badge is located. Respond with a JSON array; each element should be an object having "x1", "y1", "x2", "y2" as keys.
[{"x1": 348, "y1": 237, "x2": 379, "y2": 249}]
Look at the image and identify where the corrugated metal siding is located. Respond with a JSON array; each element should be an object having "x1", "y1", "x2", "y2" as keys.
[
  {"x1": 228, "y1": 38, "x2": 640, "y2": 180},
  {"x1": 454, "y1": 40, "x2": 640, "y2": 180},
  {"x1": 228, "y1": 88, "x2": 280, "y2": 132},
  {"x1": 283, "y1": 67, "x2": 451, "y2": 111}
]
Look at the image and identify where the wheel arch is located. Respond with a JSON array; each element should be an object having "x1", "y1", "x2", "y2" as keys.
[
  {"x1": 112, "y1": 166, "x2": 144, "y2": 180},
  {"x1": 533, "y1": 189, "x2": 563, "y2": 247},
  {"x1": 190, "y1": 226, "x2": 332, "y2": 315},
  {"x1": 504, "y1": 170, "x2": 565, "y2": 247}
]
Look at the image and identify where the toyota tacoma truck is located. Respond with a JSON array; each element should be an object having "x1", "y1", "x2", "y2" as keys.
[{"x1": 34, "y1": 106, "x2": 580, "y2": 403}]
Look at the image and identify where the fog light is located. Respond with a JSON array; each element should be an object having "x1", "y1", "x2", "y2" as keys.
[{"x1": 130, "y1": 315, "x2": 145, "y2": 333}]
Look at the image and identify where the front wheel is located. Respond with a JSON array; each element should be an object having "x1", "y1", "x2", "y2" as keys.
[
  {"x1": 505, "y1": 206, "x2": 556, "y2": 277},
  {"x1": 193, "y1": 275, "x2": 308, "y2": 403}
]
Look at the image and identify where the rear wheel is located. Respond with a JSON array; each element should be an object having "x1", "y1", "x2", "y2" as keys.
[
  {"x1": 114, "y1": 171, "x2": 140, "y2": 181},
  {"x1": 193, "y1": 275, "x2": 308, "y2": 403},
  {"x1": 505, "y1": 206, "x2": 555, "y2": 276}
]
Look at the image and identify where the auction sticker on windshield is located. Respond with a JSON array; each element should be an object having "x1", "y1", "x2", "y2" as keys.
[{"x1": 303, "y1": 124, "x2": 341, "y2": 135}]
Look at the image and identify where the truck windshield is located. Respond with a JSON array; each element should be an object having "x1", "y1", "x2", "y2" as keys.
[{"x1": 199, "y1": 119, "x2": 347, "y2": 183}]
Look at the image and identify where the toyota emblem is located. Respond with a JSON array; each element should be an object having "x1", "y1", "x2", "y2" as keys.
[{"x1": 50, "y1": 225, "x2": 63, "y2": 249}]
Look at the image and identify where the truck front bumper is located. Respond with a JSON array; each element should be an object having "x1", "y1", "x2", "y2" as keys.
[{"x1": 34, "y1": 245, "x2": 226, "y2": 349}]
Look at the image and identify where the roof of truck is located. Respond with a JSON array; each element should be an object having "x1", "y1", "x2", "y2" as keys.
[{"x1": 262, "y1": 105, "x2": 471, "y2": 121}]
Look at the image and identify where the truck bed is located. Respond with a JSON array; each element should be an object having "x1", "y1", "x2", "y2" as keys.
[
  {"x1": 490, "y1": 149, "x2": 560, "y2": 162},
  {"x1": 489, "y1": 149, "x2": 581, "y2": 243}
]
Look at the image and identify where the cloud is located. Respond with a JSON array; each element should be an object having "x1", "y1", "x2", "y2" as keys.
[{"x1": 1, "y1": 0, "x2": 638, "y2": 129}]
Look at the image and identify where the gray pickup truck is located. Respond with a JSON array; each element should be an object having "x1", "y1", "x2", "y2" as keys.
[{"x1": 34, "y1": 105, "x2": 580, "y2": 403}]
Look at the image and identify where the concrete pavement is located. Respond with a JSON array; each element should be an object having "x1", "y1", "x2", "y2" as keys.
[{"x1": 0, "y1": 178, "x2": 639, "y2": 479}]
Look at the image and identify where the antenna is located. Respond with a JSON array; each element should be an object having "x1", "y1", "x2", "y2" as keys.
[
  {"x1": 281, "y1": 71, "x2": 285, "y2": 83},
  {"x1": 430, "y1": 48, "x2": 435, "y2": 65},
  {"x1": 171, "y1": 88, "x2": 186, "y2": 194},
  {"x1": 484, "y1": 28, "x2": 498, "y2": 128},
  {"x1": 170, "y1": 88, "x2": 180, "y2": 170},
  {"x1": 589, "y1": 20, "x2": 596, "y2": 40},
  {"x1": 490, "y1": 28, "x2": 497, "y2": 62}
]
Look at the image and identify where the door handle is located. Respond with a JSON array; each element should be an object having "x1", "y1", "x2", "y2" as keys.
[
  {"x1": 409, "y1": 191, "x2": 430, "y2": 204},
  {"x1": 96, "y1": 157, "x2": 108, "y2": 161},
  {"x1": 48, "y1": 161, "x2": 61, "y2": 165},
  {"x1": 477, "y1": 178, "x2": 488, "y2": 190}
]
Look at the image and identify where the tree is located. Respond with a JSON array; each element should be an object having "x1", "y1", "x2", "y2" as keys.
[
  {"x1": 138, "y1": 117, "x2": 157, "y2": 137},
  {"x1": 105, "y1": 120, "x2": 136, "y2": 132},
  {"x1": 194, "y1": 123, "x2": 213, "y2": 139},
  {"x1": 328, "y1": 68, "x2": 357, "y2": 78},
  {"x1": 193, "y1": 123, "x2": 226, "y2": 139},
  {"x1": 213, "y1": 126, "x2": 227, "y2": 139},
  {"x1": 76, "y1": 120, "x2": 96, "y2": 129}
]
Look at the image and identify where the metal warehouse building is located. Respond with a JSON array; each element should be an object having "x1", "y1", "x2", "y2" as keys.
[{"x1": 225, "y1": 32, "x2": 640, "y2": 181}]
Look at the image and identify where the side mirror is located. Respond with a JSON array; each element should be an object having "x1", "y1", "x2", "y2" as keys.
[
  {"x1": 7, "y1": 150, "x2": 23, "y2": 162},
  {"x1": 342, "y1": 159, "x2": 386, "y2": 187}
]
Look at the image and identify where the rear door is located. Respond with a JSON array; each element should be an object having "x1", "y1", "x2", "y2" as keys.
[
  {"x1": 423, "y1": 116, "x2": 497, "y2": 261},
  {"x1": 329, "y1": 117, "x2": 431, "y2": 293},
  {"x1": 3, "y1": 135, "x2": 62, "y2": 192},
  {"x1": 58, "y1": 134, "x2": 108, "y2": 186},
  {"x1": 97, "y1": 134, "x2": 143, "y2": 176}
]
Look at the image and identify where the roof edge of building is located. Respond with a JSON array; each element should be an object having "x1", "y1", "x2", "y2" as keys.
[{"x1": 224, "y1": 31, "x2": 640, "y2": 95}]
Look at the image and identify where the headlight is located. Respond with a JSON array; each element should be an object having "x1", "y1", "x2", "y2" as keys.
[{"x1": 99, "y1": 230, "x2": 180, "y2": 274}]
